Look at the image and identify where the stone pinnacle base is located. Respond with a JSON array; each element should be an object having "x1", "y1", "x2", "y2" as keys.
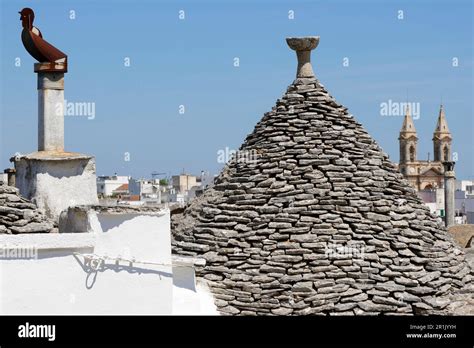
[{"x1": 12, "y1": 151, "x2": 99, "y2": 221}]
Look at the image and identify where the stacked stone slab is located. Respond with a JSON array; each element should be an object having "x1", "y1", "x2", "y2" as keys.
[
  {"x1": 172, "y1": 37, "x2": 472, "y2": 315},
  {"x1": 0, "y1": 183, "x2": 56, "y2": 234}
]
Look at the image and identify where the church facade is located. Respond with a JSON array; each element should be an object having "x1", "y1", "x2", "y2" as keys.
[{"x1": 397, "y1": 105, "x2": 452, "y2": 191}]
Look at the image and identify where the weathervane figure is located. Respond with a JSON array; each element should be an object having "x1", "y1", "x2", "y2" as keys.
[
  {"x1": 19, "y1": 8, "x2": 67, "y2": 68},
  {"x1": 12, "y1": 7, "x2": 99, "y2": 220}
]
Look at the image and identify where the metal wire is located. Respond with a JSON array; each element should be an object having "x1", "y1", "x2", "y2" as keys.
[{"x1": 73, "y1": 252, "x2": 173, "y2": 271}]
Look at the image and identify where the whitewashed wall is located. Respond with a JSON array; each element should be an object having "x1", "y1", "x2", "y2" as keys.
[
  {"x1": 172, "y1": 258, "x2": 219, "y2": 315},
  {"x1": 0, "y1": 209, "x2": 217, "y2": 315},
  {"x1": 14, "y1": 155, "x2": 99, "y2": 220}
]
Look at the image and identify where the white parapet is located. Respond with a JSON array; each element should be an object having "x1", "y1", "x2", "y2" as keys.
[
  {"x1": 172, "y1": 256, "x2": 219, "y2": 315},
  {"x1": 0, "y1": 208, "x2": 218, "y2": 315},
  {"x1": 1, "y1": 211, "x2": 171, "y2": 314}
]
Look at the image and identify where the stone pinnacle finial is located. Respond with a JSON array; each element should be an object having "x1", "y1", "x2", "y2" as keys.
[{"x1": 286, "y1": 36, "x2": 319, "y2": 78}]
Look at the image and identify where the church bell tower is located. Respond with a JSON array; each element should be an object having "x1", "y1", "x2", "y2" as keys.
[
  {"x1": 399, "y1": 105, "x2": 418, "y2": 175},
  {"x1": 433, "y1": 104, "x2": 452, "y2": 162}
]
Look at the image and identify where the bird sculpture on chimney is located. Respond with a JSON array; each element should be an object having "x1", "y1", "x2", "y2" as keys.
[{"x1": 19, "y1": 8, "x2": 67, "y2": 68}]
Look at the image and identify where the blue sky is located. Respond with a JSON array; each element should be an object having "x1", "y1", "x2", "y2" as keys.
[{"x1": 1, "y1": 0, "x2": 472, "y2": 179}]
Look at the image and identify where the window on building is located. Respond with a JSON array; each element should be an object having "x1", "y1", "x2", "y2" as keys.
[
  {"x1": 409, "y1": 145, "x2": 415, "y2": 162},
  {"x1": 443, "y1": 146, "x2": 449, "y2": 161}
]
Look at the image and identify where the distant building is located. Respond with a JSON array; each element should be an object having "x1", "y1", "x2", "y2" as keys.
[
  {"x1": 187, "y1": 171, "x2": 215, "y2": 199},
  {"x1": 199, "y1": 171, "x2": 215, "y2": 190},
  {"x1": 418, "y1": 188, "x2": 445, "y2": 218},
  {"x1": 456, "y1": 180, "x2": 474, "y2": 196},
  {"x1": 129, "y1": 178, "x2": 161, "y2": 202},
  {"x1": 112, "y1": 183, "x2": 129, "y2": 196},
  {"x1": 172, "y1": 174, "x2": 199, "y2": 194},
  {"x1": 97, "y1": 175, "x2": 130, "y2": 197},
  {"x1": 418, "y1": 180, "x2": 474, "y2": 225},
  {"x1": 168, "y1": 191, "x2": 187, "y2": 205},
  {"x1": 397, "y1": 105, "x2": 451, "y2": 191},
  {"x1": 395, "y1": 105, "x2": 474, "y2": 225},
  {"x1": 455, "y1": 187, "x2": 474, "y2": 224},
  {"x1": 168, "y1": 172, "x2": 215, "y2": 204}
]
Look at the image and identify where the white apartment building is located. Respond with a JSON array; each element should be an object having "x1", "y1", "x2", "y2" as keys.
[
  {"x1": 419, "y1": 180, "x2": 474, "y2": 224},
  {"x1": 97, "y1": 175, "x2": 130, "y2": 197},
  {"x1": 129, "y1": 178, "x2": 161, "y2": 202},
  {"x1": 172, "y1": 174, "x2": 199, "y2": 194},
  {"x1": 456, "y1": 180, "x2": 474, "y2": 196}
]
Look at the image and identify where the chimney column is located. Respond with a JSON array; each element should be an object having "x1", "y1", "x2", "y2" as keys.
[
  {"x1": 442, "y1": 161, "x2": 456, "y2": 228},
  {"x1": 34, "y1": 62, "x2": 66, "y2": 152},
  {"x1": 4, "y1": 168, "x2": 16, "y2": 186}
]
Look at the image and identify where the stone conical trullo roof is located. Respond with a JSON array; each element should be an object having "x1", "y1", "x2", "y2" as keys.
[{"x1": 171, "y1": 37, "x2": 472, "y2": 315}]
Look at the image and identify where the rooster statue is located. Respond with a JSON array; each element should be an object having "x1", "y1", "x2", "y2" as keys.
[{"x1": 19, "y1": 8, "x2": 67, "y2": 69}]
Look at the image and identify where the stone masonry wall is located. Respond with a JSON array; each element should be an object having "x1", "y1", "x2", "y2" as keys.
[{"x1": 0, "y1": 183, "x2": 56, "y2": 234}]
